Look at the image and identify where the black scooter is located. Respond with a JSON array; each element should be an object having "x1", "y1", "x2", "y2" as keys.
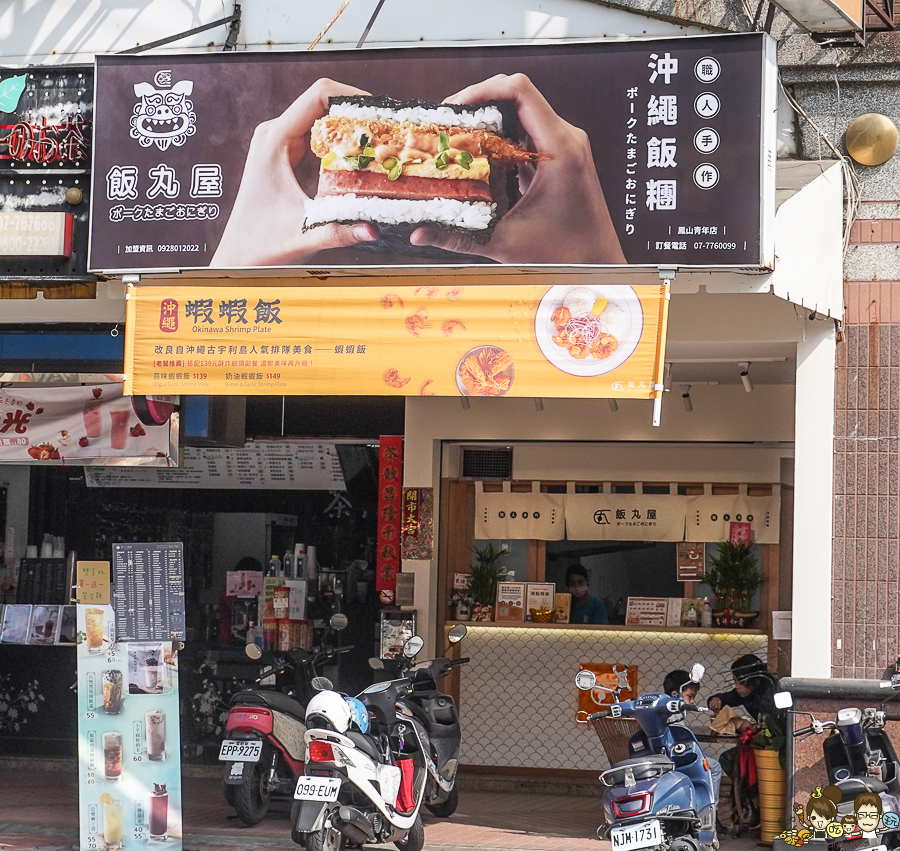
[{"x1": 369, "y1": 624, "x2": 470, "y2": 817}]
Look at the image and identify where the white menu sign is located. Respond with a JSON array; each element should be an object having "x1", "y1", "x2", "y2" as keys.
[{"x1": 85, "y1": 441, "x2": 346, "y2": 490}]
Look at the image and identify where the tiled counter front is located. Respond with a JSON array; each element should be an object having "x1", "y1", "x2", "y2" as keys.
[{"x1": 457, "y1": 624, "x2": 768, "y2": 771}]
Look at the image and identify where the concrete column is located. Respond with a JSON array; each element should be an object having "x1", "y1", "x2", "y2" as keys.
[{"x1": 791, "y1": 319, "x2": 836, "y2": 677}]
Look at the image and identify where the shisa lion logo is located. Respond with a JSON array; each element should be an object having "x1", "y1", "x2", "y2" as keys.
[{"x1": 130, "y1": 70, "x2": 196, "y2": 151}]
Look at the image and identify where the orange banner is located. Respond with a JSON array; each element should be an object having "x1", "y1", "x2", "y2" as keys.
[{"x1": 124, "y1": 283, "x2": 669, "y2": 399}]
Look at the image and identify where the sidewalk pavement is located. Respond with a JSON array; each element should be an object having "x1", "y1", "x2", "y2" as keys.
[{"x1": 0, "y1": 768, "x2": 767, "y2": 851}]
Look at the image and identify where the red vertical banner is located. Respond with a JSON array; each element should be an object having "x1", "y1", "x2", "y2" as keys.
[{"x1": 377, "y1": 436, "x2": 403, "y2": 605}]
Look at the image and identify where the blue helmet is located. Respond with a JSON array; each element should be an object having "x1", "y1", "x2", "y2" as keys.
[{"x1": 344, "y1": 696, "x2": 370, "y2": 734}]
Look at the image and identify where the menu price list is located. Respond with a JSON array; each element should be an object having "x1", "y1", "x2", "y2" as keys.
[
  {"x1": 113, "y1": 543, "x2": 186, "y2": 641},
  {"x1": 84, "y1": 441, "x2": 346, "y2": 490}
]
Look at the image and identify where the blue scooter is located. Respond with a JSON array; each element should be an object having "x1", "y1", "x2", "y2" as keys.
[{"x1": 576, "y1": 664, "x2": 718, "y2": 851}]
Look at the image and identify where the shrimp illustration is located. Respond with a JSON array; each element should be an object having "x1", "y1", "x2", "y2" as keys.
[
  {"x1": 381, "y1": 294, "x2": 405, "y2": 309},
  {"x1": 446, "y1": 287, "x2": 464, "y2": 301},
  {"x1": 419, "y1": 379, "x2": 435, "y2": 396},
  {"x1": 415, "y1": 286, "x2": 439, "y2": 299},
  {"x1": 442, "y1": 319, "x2": 467, "y2": 337},
  {"x1": 405, "y1": 308, "x2": 432, "y2": 337},
  {"x1": 383, "y1": 369, "x2": 411, "y2": 388}
]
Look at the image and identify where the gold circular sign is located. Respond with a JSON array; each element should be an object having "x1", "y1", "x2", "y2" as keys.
[
  {"x1": 65, "y1": 186, "x2": 83, "y2": 205},
  {"x1": 845, "y1": 113, "x2": 899, "y2": 166}
]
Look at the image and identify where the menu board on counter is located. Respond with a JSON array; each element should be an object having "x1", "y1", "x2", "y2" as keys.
[
  {"x1": 113, "y1": 543, "x2": 185, "y2": 641},
  {"x1": 84, "y1": 441, "x2": 346, "y2": 490}
]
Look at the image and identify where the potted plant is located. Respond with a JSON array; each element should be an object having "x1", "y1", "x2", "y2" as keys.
[
  {"x1": 449, "y1": 591, "x2": 473, "y2": 621},
  {"x1": 468, "y1": 542, "x2": 508, "y2": 622},
  {"x1": 751, "y1": 711, "x2": 787, "y2": 844},
  {"x1": 700, "y1": 541, "x2": 762, "y2": 627}
]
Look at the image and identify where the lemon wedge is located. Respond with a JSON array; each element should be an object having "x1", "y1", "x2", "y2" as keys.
[
  {"x1": 100, "y1": 792, "x2": 113, "y2": 805},
  {"x1": 591, "y1": 297, "x2": 608, "y2": 316}
]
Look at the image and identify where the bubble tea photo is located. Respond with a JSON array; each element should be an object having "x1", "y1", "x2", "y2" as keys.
[
  {"x1": 102, "y1": 670, "x2": 124, "y2": 715},
  {"x1": 103, "y1": 731, "x2": 123, "y2": 781},
  {"x1": 146, "y1": 709, "x2": 166, "y2": 760},
  {"x1": 85, "y1": 608, "x2": 105, "y2": 654}
]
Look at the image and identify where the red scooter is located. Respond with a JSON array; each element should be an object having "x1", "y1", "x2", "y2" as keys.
[{"x1": 220, "y1": 613, "x2": 352, "y2": 825}]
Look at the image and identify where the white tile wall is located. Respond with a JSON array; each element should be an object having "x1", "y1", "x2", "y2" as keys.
[{"x1": 458, "y1": 626, "x2": 768, "y2": 771}]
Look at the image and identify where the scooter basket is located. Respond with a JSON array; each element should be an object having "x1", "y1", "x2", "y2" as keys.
[
  {"x1": 600, "y1": 755, "x2": 676, "y2": 788},
  {"x1": 591, "y1": 716, "x2": 642, "y2": 766}
]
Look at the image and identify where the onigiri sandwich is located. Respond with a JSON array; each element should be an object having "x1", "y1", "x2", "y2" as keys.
[{"x1": 302, "y1": 95, "x2": 541, "y2": 256}]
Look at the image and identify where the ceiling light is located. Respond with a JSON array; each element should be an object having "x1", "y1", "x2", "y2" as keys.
[
  {"x1": 682, "y1": 386, "x2": 693, "y2": 413},
  {"x1": 608, "y1": 398, "x2": 619, "y2": 412},
  {"x1": 740, "y1": 362, "x2": 753, "y2": 393}
]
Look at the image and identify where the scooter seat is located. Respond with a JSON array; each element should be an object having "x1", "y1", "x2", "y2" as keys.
[
  {"x1": 836, "y1": 777, "x2": 889, "y2": 799},
  {"x1": 346, "y1": 731, "x2": 382, "y2": 761},
  {"x1": 230, "y1": 690, "x2": 307, "y2": 721},
  {"x1": 603, "y1": 754, "x2": 676, "y2": 785}
]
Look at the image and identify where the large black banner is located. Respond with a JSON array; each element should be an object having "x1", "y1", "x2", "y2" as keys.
[{"x1": 89, "y1": 34, "x2": 774, "y2": 273}]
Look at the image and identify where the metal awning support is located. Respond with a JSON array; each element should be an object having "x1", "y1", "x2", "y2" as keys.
[{"x1": 118, "y1": 3, "x2": 241, "y2": 54}]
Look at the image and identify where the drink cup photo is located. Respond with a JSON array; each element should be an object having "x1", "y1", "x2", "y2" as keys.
[
  {"x1": 146, "y1": 710, "x2": 166, "y2": 760},
  {"x1": 143, "y1": 654, "x2": 160, "y2": 690},
  {"x1": 85, "y1": 608, "x2": 105, "y2": 654},
  {"x1": 101, "y1": 795, "x2": 124, "y2": 850},
  {"x1": 102, "y1": 670, "x2": 124, "y2": 715},
  {"x1": 109, "y1": 399, "x2": 133, "y2": 451},
  {"x1": 82, "y1": 398, "x2": 103, "y2": 440},
  {"x1": 149, "y1": 784, "x2": 168, "y2": 841},
  {"x1": 103, "y1": 731, "x2": 123, "y2": 781}
]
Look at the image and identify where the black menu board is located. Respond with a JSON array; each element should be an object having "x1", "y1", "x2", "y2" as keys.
[{"x1": 112, "y1": 542, "x2": 186, "y2": 641}]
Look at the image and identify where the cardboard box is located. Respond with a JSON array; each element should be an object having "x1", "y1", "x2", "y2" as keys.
[
  {"x1": 554, "y1": 592, "x2": 571, "y2": 624},
  {"x1": 495, "y1": 582, "x2": 526, "y2": 622}
]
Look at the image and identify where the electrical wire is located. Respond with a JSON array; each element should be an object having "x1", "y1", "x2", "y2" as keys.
[{"x1": 778, "y1": 72, "x2": 862, "y2": 256}]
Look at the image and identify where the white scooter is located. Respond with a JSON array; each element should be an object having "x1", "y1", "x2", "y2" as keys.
[{"x1": 289, "y1": 636, "x2": 432, "y2": 851}]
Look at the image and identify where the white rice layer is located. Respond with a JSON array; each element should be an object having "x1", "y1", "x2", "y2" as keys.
[
  {"x1": 304, "y1": 195, "x2": 496, "y2": 231},
  {"x1": 329, "y1": 102, "x2": 504, "y2": 134}
]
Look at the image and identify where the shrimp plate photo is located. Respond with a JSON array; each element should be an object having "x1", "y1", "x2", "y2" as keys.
[{"x1": 534, "y1": 285, "x2": 644, "y2": 377}]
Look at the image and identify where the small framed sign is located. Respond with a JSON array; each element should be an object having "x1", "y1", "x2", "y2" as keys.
[
  {"x1": 625, "y1": 597, "x2": 668, "y2": 626},
  {"x1": 526, "y1": 582, "x2": 556, "y2": 620},
  {"x1": 676, "y1": 543, "x2": 705, "y2": 581},
  {"x1": 495, "y1": 582, "x2": 526, "y2": 622}
]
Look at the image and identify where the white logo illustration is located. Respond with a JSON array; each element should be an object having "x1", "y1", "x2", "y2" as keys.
[{"x1": 130, "y1": 70, "x2": 197, "y2": 151}]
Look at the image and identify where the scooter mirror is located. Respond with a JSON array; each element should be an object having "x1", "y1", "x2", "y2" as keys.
[
  {"x1": 774, "y1": 691, "x2": 793, "y2": 709},
  {"x1": 245, "y1": 643, "x2": 262, "y2": 661},
  {"x1": 368, "y1": 657, "x2": 385, "y2": 670},
  {"x1": 311, "y1": 676, "x2": 333, "y2": 692},
  {"x1": 575, "y1": 670, "x2": 597, "y2": 691},
  {"x1": 403, "y1": 635, "x2": 425, "y2": 658},
  {"x1": 690, "y1": 663, "x2": 705, "y2": 683},
  {"x1": 448, "y1": 624, "x2": 468, "y2": 643},
  {"x1": 329, "y1": 613, "x2": 349, "y2": 631}
]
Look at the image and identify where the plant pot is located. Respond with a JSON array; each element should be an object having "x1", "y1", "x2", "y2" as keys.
[
  {"x1": 754, "y1": 747, "x2": 786, "y2": 844},
  {"x1": 471, "y1": 603, "x2": 494, "y2": 622}
]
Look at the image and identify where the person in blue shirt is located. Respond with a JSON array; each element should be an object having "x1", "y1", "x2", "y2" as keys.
[{"x1": 565, "y1": 563, "x2": 608, "y2": 624}]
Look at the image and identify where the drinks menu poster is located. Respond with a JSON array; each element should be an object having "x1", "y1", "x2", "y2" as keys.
[
  {"x1": 112, "y1": 543, "x2": 186, "y2": 642},
  {"x1": 77, "y1": 604, "x2": 183, "y2": 851}
]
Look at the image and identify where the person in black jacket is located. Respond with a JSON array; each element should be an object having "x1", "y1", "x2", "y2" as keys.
[{"x1": 707, "y1": 654, "x2": 776, "y2": 718}]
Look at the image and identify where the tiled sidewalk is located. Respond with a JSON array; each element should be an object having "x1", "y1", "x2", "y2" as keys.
[{"x1": 0, "y1": 768, "x2": 763, "y2": 851}]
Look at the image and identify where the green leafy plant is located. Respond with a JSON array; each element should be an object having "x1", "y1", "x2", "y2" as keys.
[
  {"x1": 751, "y1": 711, "x2": 787, "y2": 767},
  {"x1": 468, "y1": 542, "x2": 509, "y2": 606},
  {"x1": 700, "y1": 540, "x2": 762, "y2": 612}
]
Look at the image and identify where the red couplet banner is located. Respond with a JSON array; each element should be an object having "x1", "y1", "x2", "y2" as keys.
[{"x1": 376, "y1": 436, "x2": 403, "y2": 605}]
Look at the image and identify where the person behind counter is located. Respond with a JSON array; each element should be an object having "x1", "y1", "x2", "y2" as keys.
[{"x1": 565, "y1": 563, "x2": 608, "y2": 625}]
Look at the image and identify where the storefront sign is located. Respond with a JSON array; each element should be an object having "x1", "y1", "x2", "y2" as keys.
[
  {"x1": 684, "y1": 493, "x2": 779, "y2": 544},
  {"x1": 495, "y1": 582, "x2": 526, "y2": 622},
  {"x1": 564, "y1": 493, "x2": 686, "y2": 541},
  {"x1": 84, "y1": 441, "x2": 345, "y2": 489},
  {"x1": 112, "y1": 543, "x2": 185, "y2": 642},
  {"x1": 676, "y1": 542, "x2": 706, "y2": 580},
  {"x1": 401, "y1": 487, "x2": 434, "y2": 560},
  {"x1": 90, "y1": 34, "x2": 774, "y2": 273},
  {"x1": 76, "y1": 605, "x2": 183, "y2": 850},
  {"x1": 77, "y1": 561, "x2": 111, "y2": 605},
  {"x1": 0, "y1": 383, "x2": 175, "y2": 465},
  {"x1": 474, "y1": 482, "x2": 565, "y2": 541},
  {"x1": 0, "y1": 212, "x2": 74, "y2": 257},
  {"x1": 123, "y1": 283, "x2": 668, "y2": 400},
  {"x1": 376, "y1": 436, "x2": 403, "y2": 604}
]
